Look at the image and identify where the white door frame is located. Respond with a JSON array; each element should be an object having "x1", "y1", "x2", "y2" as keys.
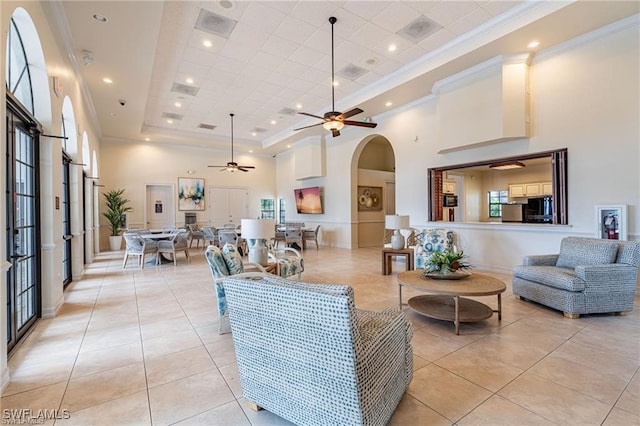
[{"x1": 144, "y1": 183, "x2": 176, "y2": 229}]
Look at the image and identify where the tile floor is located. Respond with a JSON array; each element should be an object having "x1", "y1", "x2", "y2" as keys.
[{"x1": 2, "y1": 246, "x2": 639, "y2": 425}]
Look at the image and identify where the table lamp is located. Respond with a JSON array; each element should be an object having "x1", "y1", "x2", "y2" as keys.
[
  {"x1": 241, "y1": 219, "x2": 275, "y2": 266},
  {"x1": 385, "y1": 215, "x2": 410, "y2": 249}
]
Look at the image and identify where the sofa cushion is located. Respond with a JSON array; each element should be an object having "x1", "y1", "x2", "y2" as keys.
[
  {"x1": 513, "y1": 265, "x2": 586, "y2": 292},
  {"x1": 222, "y1": 243, "x2": 244, "y2": 275},
  {"x1": 556, "y1": 238, "x2": 618, "y2": 269},
  {"x1": 206, "y1": 245, "x2": 230, "y2": 277}
]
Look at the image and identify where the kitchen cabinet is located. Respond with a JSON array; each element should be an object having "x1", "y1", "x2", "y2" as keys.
[
  {"x1": 443, "y1": 181, "x2": 456, "y2": 194},
  {"x1": 509, "y1": 182, "x2": 550, "y2": 198}
]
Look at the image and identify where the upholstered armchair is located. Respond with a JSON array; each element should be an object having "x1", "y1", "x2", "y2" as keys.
[
  {"x1": 122, "y1": 232, "x2": 158, "y2": 269},
  {"x1": 187, "y1": 224, "x2": 205, "y2": 249},
  {"x1": 204, "y1": 244, "x2": 266, "y2": 334},
  {"x1": 157, "y1": 230, "x2": 191, "y2": 265},
  {"x1": 414, "y1": 229, "x2": 454, "y2": 269},
  {"x1": 267, "y1": 242, "x2": 304, "y2": 280},
  {"x1": 202, "y1": 226, "x2": 217, "y2": 247},
  {"x1": 221, "y1": 275, "x2": 413, "y2": 425},
  {"x1": 513, "y1": 237, "x2": 640, "y2": 318}
]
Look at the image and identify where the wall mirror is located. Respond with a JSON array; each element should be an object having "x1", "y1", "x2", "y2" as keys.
[{"x1": 428, "y1": 148, "x2": 567, "y2": 225}]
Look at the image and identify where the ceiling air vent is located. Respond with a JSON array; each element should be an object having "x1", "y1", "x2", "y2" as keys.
[
  {"x1": 278, "y1": 107, "x2": 297, "y2": 116},
  {"x1": 252, "y1": 127, "x2": 268, "y2": 134},
  {"x1": 171, "y1": 82, "x2": 199, "y2": 96},
  {"x1": 398, "y1": 15, "x2": 442, "y2": 43},
  {"x1": 194, "y1": 8, "x2": 237, "y2": 38},
  {"x1": 198, "y1": 123, "x2": 217, "y2": 130},
  {"x1": 161, "y1": 112, "x2": 183, "y2": 120},
  {"x1": 336, "y1": 63, "x2": 368, "y2": 81}
]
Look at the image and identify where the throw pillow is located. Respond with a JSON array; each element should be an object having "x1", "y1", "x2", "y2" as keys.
[
  {"x1": 222, "y1": 243, "x2": 244, "y2": 275},
  {"x1": 205, "y1": 245, "x2": 229, "y2": 277},
  {"x1": 556, "y1": 238, "x2": 618, "y2": 269}
]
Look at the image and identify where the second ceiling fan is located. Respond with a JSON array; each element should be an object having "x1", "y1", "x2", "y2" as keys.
[
  {"x1": 294, "y1": 17, "x2": 377, "y2": 138},
  {"x1": 208, "y1": 113, "x2": 255, "y2": 172}
]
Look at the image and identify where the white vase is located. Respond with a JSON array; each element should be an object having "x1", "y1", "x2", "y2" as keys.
[{"x1": 109, "y1": 235, "x2": 122, "y2": 251}]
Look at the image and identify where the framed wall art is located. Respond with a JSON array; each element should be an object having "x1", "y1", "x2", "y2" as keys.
[
  {"x1": 178, "y1": 177, "x2": 205, "y2": 211},
  {"x1": 595, "y1": 204, "x2": 627, "y2": 240},
  {"x1": 357, "y1": 186, "x2": 382, "y2": 211}
]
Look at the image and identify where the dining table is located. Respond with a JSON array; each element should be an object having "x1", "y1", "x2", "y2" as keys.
[{"x1": 140, "y1": 232, "x2": 177, "y2": 264}]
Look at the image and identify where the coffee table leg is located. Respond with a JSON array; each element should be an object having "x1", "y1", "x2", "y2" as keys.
[
  {"x1": 454, "y1": 296, "x2": 460, "y2": 335},
  {"x1": 498, "y1": 293, "x2": 502, "y2": 320},
  {"x1": 398, "y1": 284, "x2": 403, "y2": 310}
]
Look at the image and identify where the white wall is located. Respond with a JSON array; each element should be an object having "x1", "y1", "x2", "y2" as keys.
[{"x1": 98, "y1": 141, "x2": 276, "y2": 251}]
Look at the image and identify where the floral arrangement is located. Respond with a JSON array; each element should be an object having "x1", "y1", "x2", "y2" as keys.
[{"x1": 423, "y1": 250, "x2": 472, "y2": 274}]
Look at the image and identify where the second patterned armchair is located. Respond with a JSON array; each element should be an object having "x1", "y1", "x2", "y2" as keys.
[
  {"x1": 267, "y1": 242, "x2": 304, "y2": 281},
  {"x1": 414, "y1": 229, "x2": 454, "y2": 269}
]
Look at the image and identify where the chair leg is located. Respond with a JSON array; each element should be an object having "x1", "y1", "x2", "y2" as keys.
[
  {"x1": 122, "y1": 253, "x2": 129, "y2": 268},
  {"x1": 140, "y1": 254, "x2": 145, "y2": 269},
  {"x1": 246, "y1": 401, "x2": 263, "y2": 412},
  {"x1": 563, "y1": 312, "x2": 580, "y2": 319}
]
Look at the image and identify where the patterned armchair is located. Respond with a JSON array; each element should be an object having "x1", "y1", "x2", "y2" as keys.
[
  {"x1": 414, "y1": 229, "x2": 454, "y2": 269},
  {"x1": 221, "y1": 275, "x2": 413, "y2": 426},
  {"x1": 267, "y1": 242, "x2": 304, "y2": 280},
  {"x1": 204, "y1": 244, "x2": 266, "y2": 334}
]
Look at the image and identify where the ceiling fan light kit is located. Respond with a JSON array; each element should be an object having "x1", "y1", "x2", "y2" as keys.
[
  {"x1": 208, "y1": 113, "x2": 255, "y2": 172},
  {"x1": 294, "y1": 17, "x2": 377, "y2": 138}
]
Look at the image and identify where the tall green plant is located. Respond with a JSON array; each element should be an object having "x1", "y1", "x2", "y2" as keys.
[{"x1": 102, "y1": 189, "x2": 132, "y2": 236}]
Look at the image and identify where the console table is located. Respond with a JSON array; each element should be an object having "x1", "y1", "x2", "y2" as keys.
[{"x1": 381, "y1": 248, "x2": 414, "y2": 275}]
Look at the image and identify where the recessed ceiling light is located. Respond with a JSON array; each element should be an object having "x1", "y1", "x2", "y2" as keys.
[
  {"x1": 248, "y1": 150, "x2": 253, "y2": 153},
  {"x1": 167, "y1": 119, "x2": 173, "y2": 124},
  {"x1": 145, "y1": 137, "x2": 150, "y2": 141},
  {"x1": 92, "y1": 13, "x2": 108, "y2": 23},
  {"x1": 102, "y1": 77, "x2": 112, "y2": 84},
  {"x1": 203, "y1": 40, "x2": 213, "y2": 48},
  {"x1": 296, "y1": 104, "x2": 302, "y2": 109},
  {"x1": 287, "y1": 144, "x2": 292, "y2": 148},
  {"x1": 174, "y1": 102, "x2": 182, "y2": 108},
  {"x1": 251, "y1": 132, "x2": 257, "y2": 136},
  {"x1": 271, "y1": 120, "x2": 277, "y2": 125},
  {"x1": 528, "y1": 40, "x2": 540, "y2": 49},
  {"x1": 219, "y1": 0, "x2": 233, "y2": 9},
  {"x1": 186, "y1": 77, "x2": 194, "y2": 84},
  {"x1": 332, "y1": 80, "x2": 339, "y2": 87},
  {"x1": 388, "y1": 44, "x2": 397, "y2": 52},
  {"x1": 385, "y1": 101, "x2": 393, "y2": 107},
  {"x1": 109, "y1": 112, "x2": 116, "y2": 117}
]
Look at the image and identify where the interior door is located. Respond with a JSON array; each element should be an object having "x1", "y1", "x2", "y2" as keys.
[
  {"x1": 228, "y1": 188, "x2": 248, "y2": 224},
  {"x1": 208, "y1": 187, "x2": 248, "y2": 227},
  {"x1": 146, "y1": 185, "x2": 174, "y2": 229}
]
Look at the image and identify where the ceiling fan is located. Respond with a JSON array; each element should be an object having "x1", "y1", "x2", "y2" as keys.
[
  {"x1": 294, "y1": 17, "x2": 377, "y2": 138},
  {"x1": 208, "y1": 113, "x2": 255, "y2": 172}
]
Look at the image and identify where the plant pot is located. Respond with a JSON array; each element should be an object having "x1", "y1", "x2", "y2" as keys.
[{"x1": 109, "y1": 235, "x2": 122, "y2": 251}]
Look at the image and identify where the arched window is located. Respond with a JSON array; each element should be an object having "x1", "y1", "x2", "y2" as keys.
[{"x1": 5, "y1": 16, "x2": 34, "y2": 113}]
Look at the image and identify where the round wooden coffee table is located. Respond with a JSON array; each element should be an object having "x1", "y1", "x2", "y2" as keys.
[{"x1": 397, "y1": 270, "x2": 506, "y2": 335}]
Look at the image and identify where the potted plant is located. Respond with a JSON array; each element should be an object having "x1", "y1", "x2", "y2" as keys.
[
  {"x1": 423, "y1": 250, "x2": 472, "y2": 276},
  {"x1": 102, "y1": 188, "x2": 132, "y2": 251}
]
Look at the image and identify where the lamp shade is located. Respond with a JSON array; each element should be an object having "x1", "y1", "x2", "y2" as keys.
[
  {"x1": 241, "y1": 219, "x2": 275, "y2": 240},
  {"x1": 385, "y1": 215, "x2": 409, "y2": 230}
]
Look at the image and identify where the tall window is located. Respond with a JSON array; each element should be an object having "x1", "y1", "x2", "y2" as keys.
[
  {"x1": 260, "y1": 199, "x2": 275, "y2": 219},
  {"x1": 278, "y1": 198, "x2": 286, "y2": 224},
  {"x1": 488, "y1": 190, "x2": 509, "y2": 217},
  {"x1": 6, "y1": 17, "x2": 34, "y2": 113}
]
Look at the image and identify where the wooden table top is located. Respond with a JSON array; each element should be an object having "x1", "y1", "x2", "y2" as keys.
[{"x1": 397, "y1": 269, "x2": 506, "y2": 297}]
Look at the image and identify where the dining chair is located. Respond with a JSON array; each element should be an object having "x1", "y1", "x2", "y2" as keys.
[
  {"x1": 156, "y1": 230, "x2": 191, "y2": 265},
  {"x1": 122, "y1": 232, "x2": 158, "y2": 269},
  {"x1": 188, "y1": 224, "x2": 205, "y2": 249},
  {"x1": 273, "y1": 225, "x2": 286, "y2": 248},
  {"x1": 303, "y1": 225, "x2": 320, "y2": 250},
  {"x1": 285, "y1": 227, "x2": 303, "y2": 250},
  {"x1": 202, "y1": 226, "x2": 218, "y2": 247}
]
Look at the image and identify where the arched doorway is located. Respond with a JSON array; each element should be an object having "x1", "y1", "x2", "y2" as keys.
[{"x1": 351, "y1": 135, "x2": 395, "y2": 248}]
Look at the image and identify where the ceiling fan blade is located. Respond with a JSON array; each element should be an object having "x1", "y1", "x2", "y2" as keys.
[
  {"x1": 238, "y1": 165, "x2": 255, "y2": 169},
  {"x1": 331, "y1": 129, "x2": 340, "y2": 137},
  {"x1": 343, "y1": 120, "x2": 377, "y2": 128},
  {"x1": 293, "y1": 122, "x2": 324, "y2": 131},
  {"x1": 298, "y1": 112, "x2": 326, "y2": 120},
  {"x1": 208, "y1": 165, "x2": 227, "y2": 167},
  {"x1": 338, "y1": 108, "x2": 363, "y2": 120},
  {"x1": 238, "y1": 168, "x2": 250, "y2": 172}
]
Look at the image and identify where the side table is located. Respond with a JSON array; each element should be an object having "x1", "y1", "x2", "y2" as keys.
[{"x1": 382, "y1": 248, "x2": 415, "y2": 275}]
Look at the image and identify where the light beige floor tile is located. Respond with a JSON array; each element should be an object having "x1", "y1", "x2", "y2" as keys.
[
  {"x1": 459, "y1": 333, "x2": 550, "y2": 370},
  {"x1": 71, "y1": 341, "x2": 143, "y2": 379},
  {"x1": 218, "y1": 361, "x2": 243, "y2": 398},
  {"x1": 435, "y1": 345, "x2": 524, "y2": 392},
  {"x1": 529, "y1": 354, "x2": 629, "y2": 405},
  {"x1": 498, "y1": 372, "x2": 611, "y2": 425},
  {"x1": 388, "y1": 393, "x2": 452, "y2": 425},
  {"x1": 62, "y1": 362, "x2": 147, "y2": 412},
  {"x1": 139, "y1": 315, "x2": 193, "y2": 340},
  {"x1": 145, "y1": 346, "x2": 215, "y2": 388},
  {"x1": 615, "y1": 370, "x2": 640, "y2": 415},
  {"x1": 142, "y1": 328, "x2": 202, "y2": 358},
  {"x1": 602, "y1": 407, "x2": 640, "y2": 426},
  {"x1": 1, "y1": 381, "x2": 67, "y2": 414},
  {"x1": 173, "y1": 400, "x2": 250, "y2": 425},
  {"x1": 56, "y1": 390, "x2": 151, "y2": 426},
  {"x1": 237, "y1": 397, "x2": 296, "y2": 426},
  {"x1": 148, "y1": 370, "x2": 235, "y2": 425},
  {"x1": 4, "y1": 357, "x2": 75, "y2": 396},
  {"x1": 205, "y1": 335, "x2": 238, "y2": 367},
  {"x1": 80, "y1": 325, "x2": 141, "y2": 352},
  {"x1": 458, "y1": 394, "x2": 555, "y2": 425},
  {"x1": 408, "y1": 364, "x2": 492, "y2": 422},
  {"x1": 410, "y1": 328, "x2": 470, "y2": 362}
]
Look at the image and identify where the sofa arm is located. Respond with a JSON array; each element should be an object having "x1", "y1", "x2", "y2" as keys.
[
  {"x1": 575, "y1": 264, "x2": 639, "y2": 291},
  {"x1": 355, "y1": 308, "x2": 413, "y2": 387},
  {"x1": 522, "y1": 254, "x2": 558, "y2": 266}
]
